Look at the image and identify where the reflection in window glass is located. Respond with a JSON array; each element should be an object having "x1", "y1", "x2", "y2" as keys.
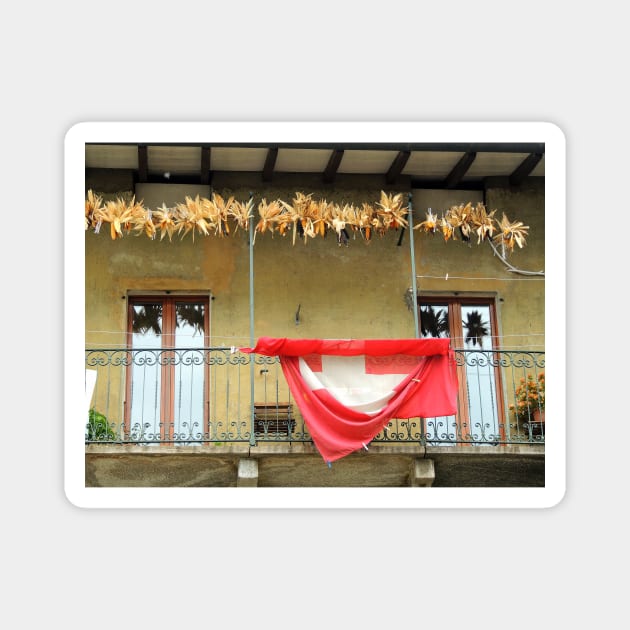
[
  {"x1": 462, "y1": 305, "x2": 499, "y2": 441},
  {"x1": 420, "y1": 304, "x2": 449, "y2": 338},
  {"x1": 419, "y1": 299, "x2": 501, "y2": 444},
  {"x1": 130, "y1": 304, "x2": 162, "y2": 441},
  {"x1": 462, "y1": 305, "x2": 490, "y2": 349},
  {"x1": 419, "y1": 303, "x2": 454, "y2": 443},
  {"x1": 127, "y1": 297, "x2": 209, "y2": 444},
  {"x1": 173, "y1": 302, "x2": 205, "y2": 441}
]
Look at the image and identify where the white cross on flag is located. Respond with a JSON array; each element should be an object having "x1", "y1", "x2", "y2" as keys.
[{"x1": 241, "y1": 337, "x2": 458, "y2": 463}]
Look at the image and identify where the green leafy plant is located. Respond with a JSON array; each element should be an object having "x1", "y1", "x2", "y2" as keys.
[{"x1": 86, "y1": 408, "x2": 116, "y2": 441}]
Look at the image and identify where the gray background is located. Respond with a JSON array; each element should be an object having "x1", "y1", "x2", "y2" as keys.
[{"x1": 1, "y1": 1, "x2": 617, "y2": 628}]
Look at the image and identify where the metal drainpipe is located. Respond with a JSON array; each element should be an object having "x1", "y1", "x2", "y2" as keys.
[
  {"x1": 248, "y1": 192, "x2": 256, "y2": 446},
  {"x1": 408, "y1": 192, "x2": 420, "y2": 338},
  {"x1": 408, "y1": 192, "x2": 426, "y2": 449}
]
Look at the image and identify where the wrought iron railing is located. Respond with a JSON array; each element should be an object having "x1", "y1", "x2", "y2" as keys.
[{"x1": 85, "y1": 347, "x2": 544, "y2": 446}]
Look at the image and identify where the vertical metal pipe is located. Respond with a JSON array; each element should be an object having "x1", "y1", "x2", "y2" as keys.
[
  {"x1": 248, "y1": 192, "x2": 256, "y2": 446},
  {"x1": 407, "y1": 193, "x2": 420, "y2": 338}
]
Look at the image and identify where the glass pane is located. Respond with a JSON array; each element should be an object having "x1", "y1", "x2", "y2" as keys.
[
  {"x1": 462, "y1": 305, "x2": 491, "y2": 349},
  {"x1": 175, "y1": 303, "x2": 206, "y2": 342},
  {"x1": 461, "y1": 305, "x2": 499, "y2": 442},
  {"x1": 419, "y1": 304, "x2": 449, "y2": 338},
  {"x1": 419, "y1": 303, "x2": 454, "y2": 443},
  {"x1": 173, "y1": 302, "x2": 206, "y2": 442},
  {"x1": 129, "y1": 303, "x2": 162, "y2": 442}
]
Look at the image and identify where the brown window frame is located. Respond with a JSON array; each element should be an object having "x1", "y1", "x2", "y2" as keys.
[
  {"x1": 418, "y1": 295, "x2": 507, "y2": 443},
  {"x1": 124, "y1": 295, "x2": 210, "y2": 443}
]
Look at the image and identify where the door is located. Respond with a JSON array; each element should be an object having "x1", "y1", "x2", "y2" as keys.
[
  {"x1": 125, "y1": 296, "x2": 210, "y2": 443},
  {"x1": 418, "y1": 297, "x2": 505, "y2": 444}
]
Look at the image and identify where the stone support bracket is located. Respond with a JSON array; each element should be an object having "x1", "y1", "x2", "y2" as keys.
[
  {"x1": 410, "y1": 458, "x2": 435, "y2": 487},
  {"x1": 237, "y1": 458, "x2": 259, "y2": 487}
]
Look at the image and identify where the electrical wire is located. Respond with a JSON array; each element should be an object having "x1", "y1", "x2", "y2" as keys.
[
  {"x1": 84, "y1": 330, "x2": 545, "y2": 349},
  {"x1": 416, "y1": 274, "x2": 544, "y2": 282}
]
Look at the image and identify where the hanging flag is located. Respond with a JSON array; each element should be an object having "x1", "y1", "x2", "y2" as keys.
[{"x1": 240, "y1": 337, "x2": 458, "y2": 463}]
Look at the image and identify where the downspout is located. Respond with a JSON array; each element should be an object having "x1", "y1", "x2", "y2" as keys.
[
  {"x1": 408, "y1": 192, "x2": 420, "y2": 339},
  {"x1": 408, "y1": 192, "x2": 426, "y2": 453},
  {"x1": 248, "y1": 191, "x2": 256, "y2": 446}
]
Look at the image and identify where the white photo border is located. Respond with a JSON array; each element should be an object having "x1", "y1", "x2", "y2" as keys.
[{"x1": 65, "y1": 121, "x2": 565, "y2": 509}]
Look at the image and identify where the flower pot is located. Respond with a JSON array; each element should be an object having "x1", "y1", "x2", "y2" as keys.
[{"x1": 532, "y1": 408, "x2": 545, "y2": 423}]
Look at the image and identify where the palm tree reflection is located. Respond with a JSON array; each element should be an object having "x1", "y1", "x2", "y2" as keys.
[{"x1": 132, "y1": 303, "x2": 205, "y2": 338}]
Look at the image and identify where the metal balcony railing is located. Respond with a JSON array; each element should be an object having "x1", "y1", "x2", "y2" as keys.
[{"x1": 85, "y1": 347, "x2": 544, "y2": 446}]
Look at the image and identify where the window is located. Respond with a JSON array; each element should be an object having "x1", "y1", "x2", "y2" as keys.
[
  {"x1": 125, "y1": 295, "x2": 210, "y2": 443},
  {"x1": 418, "y1": 296, "x2": 505, "y2": 444}
]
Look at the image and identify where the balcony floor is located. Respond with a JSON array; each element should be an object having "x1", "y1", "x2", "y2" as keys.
[{"x1": 85, "y1": 443, "x2": 544, "y2": 487}]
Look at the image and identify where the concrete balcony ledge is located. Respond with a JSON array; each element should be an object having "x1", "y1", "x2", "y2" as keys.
[
  {"x1": 86, "y1": 442, "x2": 544, "y2": 456},
  {"x1": 85, "y1": 443, "x2": 544, "y2": 488},
  {"x1": 85, "y1": 443, "x2": 252, "y2": 456}
]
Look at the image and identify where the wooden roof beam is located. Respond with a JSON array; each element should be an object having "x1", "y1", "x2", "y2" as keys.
[
  {"x1": 262, "y1": 147, "x2": 278, "y2": 182},
  {"x1": 99, "y1": 141, "x2": 545, "y2": 153},
  {"x1": 509, "y1": 152, "x2": 543, "y2": 186},
  {"x1": 386, "y1": 150, "x2": 411, "y2": 184},
  {"x1": 137, "y1": 145, "x2": 148, "y2": 183},
  {"x1": 323, "y1": 149, "x2": 344, "y2": 183},
  {"x1": 200, "y1": 145, "x2": 211, "y2": 185},
  {"x1": 444, "y1": 151, "x2": 476, "y2": 188}
]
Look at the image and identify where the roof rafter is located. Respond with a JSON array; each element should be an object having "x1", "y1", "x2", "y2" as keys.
[
  {"x1": 509, "y1": 152, "x2": 543, "y2": 186},
  {"x1": 323, "y1": 149, "x2": 344, "y2": 183},
  {"x1": 262, "y1": 147, "x2": 278, "y2": 182},
  {"x1": 94, "y1": 141, "x2": 545, "y2": 153},
  {"x1": 137, "y1": 145, "x2": 148, "y2": 183},
  {"x1": 444, "y1": 151, "x2": 476, "y2": 188},
  {"x1": 386, "y1": 150, "x2": 411, "y2": 184},
  {"x1": 200, "y1": 145, "x2": 211, "y2": 185}
]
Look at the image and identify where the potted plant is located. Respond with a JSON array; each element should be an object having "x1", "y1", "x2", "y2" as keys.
[
  {"x1": 509, "y1": 371, "x2": 545, "y2": 425},
  {"x1": 86, "y1": 408, "x2": 117, "y2": 442}
]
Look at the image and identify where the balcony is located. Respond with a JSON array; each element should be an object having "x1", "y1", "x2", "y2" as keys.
[
  {"x1": 85, "y1": 347, "x2": 545, "y2": 447},
  {"x1": 84, "y1": 346, "x2": 545, "y2": 487}
]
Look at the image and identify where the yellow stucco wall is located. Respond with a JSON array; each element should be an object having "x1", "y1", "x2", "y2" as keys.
[
  {"x1": 411, "y1": 185, "x2": 545, "y2": 351},
  {"x1": 85, "y1": 178, "x2": 544, "y2": 349},
  {"x1": 85, "y1": 176, "x2": 544, "y2": 430}
]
